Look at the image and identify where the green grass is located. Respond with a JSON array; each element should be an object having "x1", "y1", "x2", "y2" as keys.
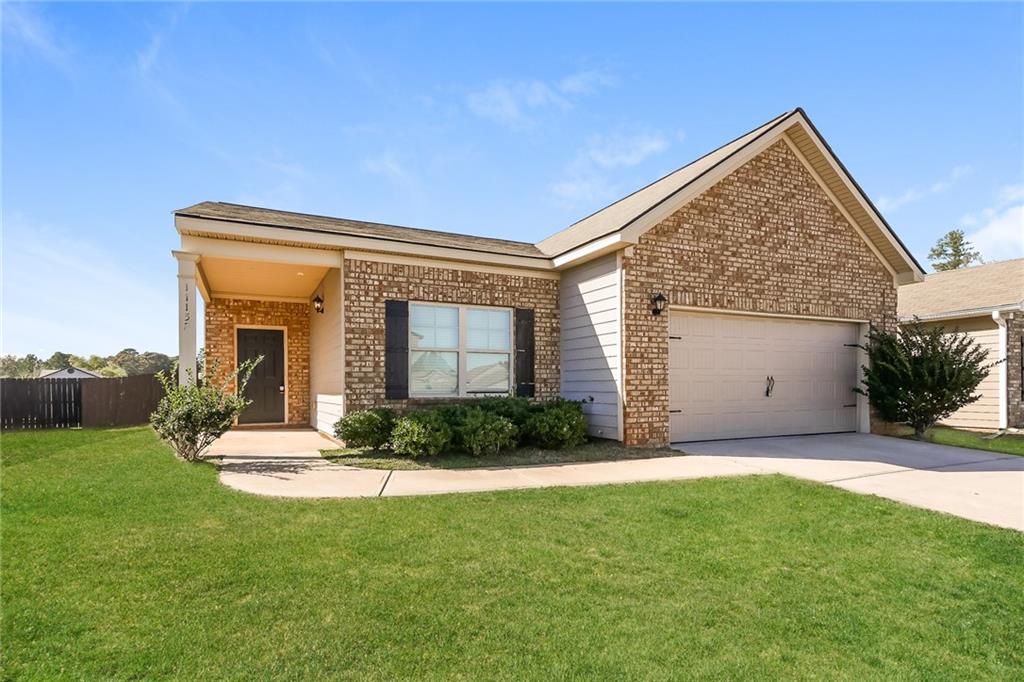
[
  {"x1": 896, "y1": 425, "x2": 1024, "y2": 457},
  {"x1": 323, "y1": 439, "x2": 680, "y2": 470},
  {"x1": 3, "y1": 427, "x2": 1022, "y2": 680}
]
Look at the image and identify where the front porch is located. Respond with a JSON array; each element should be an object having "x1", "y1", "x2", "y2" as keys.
[{"x1": 173, "y1": 235, "x2": 344, "y2": 433}]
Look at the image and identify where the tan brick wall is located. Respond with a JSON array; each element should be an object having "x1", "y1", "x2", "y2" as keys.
[
  {"x1": 204, "y1": 298, "x2": 310, "y2": 425},
  {"x1": 621, "y1": 140, "x2": 897, "y2": 446},
  {"x1": 1006, "y1": 313, "x2": 1023, "y2": 428},
  {"x1": 343, "y1": 259, "x2": 559, "y2": 412}
]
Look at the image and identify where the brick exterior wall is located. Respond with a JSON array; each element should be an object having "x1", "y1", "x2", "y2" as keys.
[
  {"x1": 343, "y1": 259, "x2": 560, "y2": 412},
  {"x1": 1006, "y1": 313, "x2": 1023, "y2": 428},
  {"x1": 621, "y1": 140, "x2": 897, "y2": 446},
  {"x1": 204, "y1": 299, "x2": 311, "y2": 425}
]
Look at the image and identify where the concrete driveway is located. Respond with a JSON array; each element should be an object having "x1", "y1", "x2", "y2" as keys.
[{"x1": 676, "y1": 433, "x2": 1024, "y2": 531}]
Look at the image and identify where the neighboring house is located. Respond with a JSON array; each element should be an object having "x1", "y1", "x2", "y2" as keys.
[
  {"x1": 172, "y1": 108, "x2": 923, "y2": 446},
  {"x1": 37, "y1": 366, "x2": 101, "y2": 379},
  {"x1": 898, "y1": 259, "x2": 1023, "y2": 431}
]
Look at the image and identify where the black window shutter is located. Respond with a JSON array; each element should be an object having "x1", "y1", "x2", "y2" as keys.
[
  {"x1": 514, "y1": 308, "x2": 535, "y2": 398},
  {"x1": 384, "y1": 300, "x2": 409, "y2": 399}
]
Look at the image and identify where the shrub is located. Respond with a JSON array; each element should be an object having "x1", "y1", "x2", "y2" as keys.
[
  {"x1": 458, "y1": 409, "x2": 518, "y2": 457},
  {"x1": 525, "y1": 399, "x2": 587, "y2": 449},
  {"x1": 472, "y1": 397, "x2": 533, "y2": 430},
  {"x1": 857, "y1": 321, "x2": 996, "y2": 439},
  {"x1": 390, "y1": 411, "x2": 452, "y2": 458},
  {"x1": 333, "y1": 408, "x2": 395, "y2": 449},
  {"x1": 150, "y1": 358, "x2": 260, "y2": 462}
]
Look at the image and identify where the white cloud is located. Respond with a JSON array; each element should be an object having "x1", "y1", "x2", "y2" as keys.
[
  {"x1": 2, "y1": 3, "x2": 72, "y2": 73},
  {"x1": 966, "y1": 205, "x2": 1024, "y2": 260},
  {"x1": 466, "y1": 69, "x2": 615, "y2": 129},
  {"x1": 876, "y1": 165, "x2": 973, "y2": 212},
  {"x1": 135, "y1": 3, "x2": 190, "y2": 75},
  {"x1": 362, "y1": 151, "x2": 420, "y2": 190},
  {"x1": 960, "y1": 182, "x2": 1024, "y2": 261},
  {"x1": 557, "y1": 69, "x2": 617, "y2": 95},
  {"x1": 550, "y1": 129, "x2": 675, "y2": 204}
]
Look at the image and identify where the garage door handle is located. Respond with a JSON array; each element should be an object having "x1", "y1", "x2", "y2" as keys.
[{"x1": 765, "y1": 375, "x2": 775, "y2": 397}]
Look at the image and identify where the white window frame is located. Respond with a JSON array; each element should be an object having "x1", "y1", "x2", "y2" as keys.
[{"x1": 408, "y1": 302, "x2": 514, "y2": 398}]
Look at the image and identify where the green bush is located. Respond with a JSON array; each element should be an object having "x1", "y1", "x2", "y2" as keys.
[
  {"x1": 390, "y1": 411, "x2": 452, "y2": 458},
  {"x1": 333, "y1": 408, "x2": 396, "y2": 449},
  {"x1": 472, "y1": 397, "x2": 533, "y2": 429},
  {"x1": 150, "y1": 358, "x2": 260, "y2": 462},
  {"x1": 525, "y1": 399, "x2": 587, "y2": 449},
  {"x1": 857, "y1": 321, "x2": 995, "y2": 438},
  {"x1": 458, "y1": 409, "x2": 518, "y2": 457}
]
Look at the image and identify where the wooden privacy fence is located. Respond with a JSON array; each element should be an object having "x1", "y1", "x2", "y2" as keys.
[{"x1": 1, "y1": 374, "x2": 166, "y2": 430}]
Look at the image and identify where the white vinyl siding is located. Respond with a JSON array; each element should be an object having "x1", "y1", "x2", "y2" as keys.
[
  {"x1": 560, "y1": 254, "x2": 622, "y2": 440},
  {"x1": 669, "y1": 311, "x2": 859, "y2": 442},
  {"x1": 309, "y1": 267, "x2": 344, "y2": 435}
]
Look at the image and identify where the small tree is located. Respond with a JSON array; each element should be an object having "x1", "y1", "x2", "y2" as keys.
[
  {"x1": 150, "y1": 358, "x2": 261, "y2": 462},
  {"x1": 856, "y1": 321, "x2": 996, "y2": 438},
  {"x1": 928, "y1": 229, "x2": 982, "y2": 271}
]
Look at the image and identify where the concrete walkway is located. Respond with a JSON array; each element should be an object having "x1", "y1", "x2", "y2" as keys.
[{"x1": 210, "y1": 430, "x2": 1023, "y2": 531}]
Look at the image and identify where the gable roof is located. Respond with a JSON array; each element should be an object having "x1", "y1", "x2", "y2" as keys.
[
  {"x1": 38, "y1": 366, "x2": 101, "y2": 379},
  {"x1": 535, "y1": 111, "x2": 792, "y2": 257},
  {"x1": 175, "y1": 108, "x2": 923, "y2": 279},
  {"x1": 176, "y1": 202, "x2": 547, "y2": 260},
  {"x1": 898, "y1": 258, "x2": 1024, "y2": 320}
]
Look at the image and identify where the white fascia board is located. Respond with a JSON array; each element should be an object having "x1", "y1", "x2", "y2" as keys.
[
  {"x1": 787, "y1": 111, "x2": 925, "y2": 281},
  {"x1": 176, "y1": 215, "x2": 556, "y2": 272},
  {"x1": 619, "y1": 126, "x2": 787, "y2": 244},
  {"x1": 552, "y1": 232, "x2": 632, "y2": 270}
]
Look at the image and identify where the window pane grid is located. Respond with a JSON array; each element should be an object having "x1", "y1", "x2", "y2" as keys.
[{"x1": 409, "y1": 303, "x2": 512, "y2": 397}]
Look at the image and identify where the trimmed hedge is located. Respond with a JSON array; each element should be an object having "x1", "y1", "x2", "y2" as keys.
[{"x1": 333, "y1": 396, "x2": 588, "y2": 458}]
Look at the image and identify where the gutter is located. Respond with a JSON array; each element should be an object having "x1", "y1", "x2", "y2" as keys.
[{"x1": 898, "y1": 302, "x2": 1024, "y2": 324}]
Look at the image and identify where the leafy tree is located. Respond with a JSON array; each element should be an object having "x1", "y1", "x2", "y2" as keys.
[
  {"x1": 150, "y1": 358, "x2": 261, "y2": 462},
  {"x1": 0, "y1": 354, "x2": 43, "y2": 378},
  {"x1": 45, "y1": 352, "x2": 74, "y2": 370},
  {"x1": 856, "y1": 321, "x2": 997, "y2": 438},
  {"x1": 928, "y1": 229, "x2": 982, "y2": 271}
]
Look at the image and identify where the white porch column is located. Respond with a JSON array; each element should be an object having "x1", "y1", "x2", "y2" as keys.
[{"x1": 173, "y1": 251, "x2": 201, "y2": 385}]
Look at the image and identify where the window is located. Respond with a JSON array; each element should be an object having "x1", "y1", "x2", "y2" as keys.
[{"x1": 409, "y1": 303, "x2": 511, "y2": 397}]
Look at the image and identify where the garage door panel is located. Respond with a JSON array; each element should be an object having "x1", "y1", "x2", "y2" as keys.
[{"x1": 669, "y1": 311, "x2": 859, "y2": 442}]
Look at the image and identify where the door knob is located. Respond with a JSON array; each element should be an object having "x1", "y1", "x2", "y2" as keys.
[{"x1": 279, "y1": 385, "x2": 285, "y2": 393}]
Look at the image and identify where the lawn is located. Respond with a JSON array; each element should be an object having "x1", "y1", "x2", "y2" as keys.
[
  {"x1": 896, "y1": 425, "x2": 1024, "y2": 457},
  {"x1": 3, "y1": 428, "x2": 1022, "y2": 679},
  {"x1": 323, "y1": 439, "x2": 680, "y2": 470}
]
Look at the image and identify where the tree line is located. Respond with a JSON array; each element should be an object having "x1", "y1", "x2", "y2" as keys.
[{"x1": 0, "y1": 349, "x2": 177, "y2": 379}]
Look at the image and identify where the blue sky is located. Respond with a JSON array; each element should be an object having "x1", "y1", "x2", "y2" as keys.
[{"x1": 3, "y1": 2, "x2": 1022, "y2": 357}]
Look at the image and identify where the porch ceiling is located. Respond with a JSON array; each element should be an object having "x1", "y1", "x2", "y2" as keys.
[{"x1": 200, "y1": 256, "x2": 327, "y2": 300}]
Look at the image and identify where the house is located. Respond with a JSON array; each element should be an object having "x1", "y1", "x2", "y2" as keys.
[
  {"x1": 37, "y1": 366, "x2": 101, "y2": 379},
  {"x1": 898, "y1": 258, "x2": 1023, "y2": 431},
  {"x1": 172, "y1": 108, "x2": 923, "y2": 446}
]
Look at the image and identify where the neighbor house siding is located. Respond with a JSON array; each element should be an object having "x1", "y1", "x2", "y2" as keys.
[
  {"x1": 919, "y1": 317, "x2": 1002, "y2": 430},
  {"x1": 309, "y1": 267, "x2": 344, "y2": 435},
  {"x1": 205, "y1": 298, "x2": 311, "y2": 425},
  {"x1": 560, "y1": 254, "x2": 622, "y2": 440},
  {"x1": 621, "y1": 140, "x2": 896, "y2": 447},
  {"x1": 343, "y1": 258, "x2": 560, "y2": 412}
]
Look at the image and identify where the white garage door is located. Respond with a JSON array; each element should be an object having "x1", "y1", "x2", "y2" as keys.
[{"x1": 669, "y1": 311, "x2": 860, "y2": 442}]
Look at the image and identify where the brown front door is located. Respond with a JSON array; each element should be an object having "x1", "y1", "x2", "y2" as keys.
[{"x1": 237, "y1": 328, "x2": 285, "y2": 423}]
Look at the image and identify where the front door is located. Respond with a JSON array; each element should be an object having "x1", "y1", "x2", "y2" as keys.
[{"x1": 237, "y1": 328, "x2": 285, "y2": 424}]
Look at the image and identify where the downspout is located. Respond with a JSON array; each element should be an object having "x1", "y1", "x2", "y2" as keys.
[{"x1": 992, "y1": 310, "x2": 1009, "y2": 430}]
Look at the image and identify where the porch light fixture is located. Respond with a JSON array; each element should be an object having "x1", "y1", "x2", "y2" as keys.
[
  {"x1": 312, "y1": 294, "x2": 325, "y2": 314},
  {"x1": 651, "y1": 292, "x2": 668, "y2": 316}
]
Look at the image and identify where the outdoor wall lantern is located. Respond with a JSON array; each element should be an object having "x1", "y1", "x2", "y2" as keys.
[
  {"x1": 651, "y1": 292, "x2": 668, "y2": 316},
  {"x1": 312, "y1": 294, "x2": 325, "y2": 314}
]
